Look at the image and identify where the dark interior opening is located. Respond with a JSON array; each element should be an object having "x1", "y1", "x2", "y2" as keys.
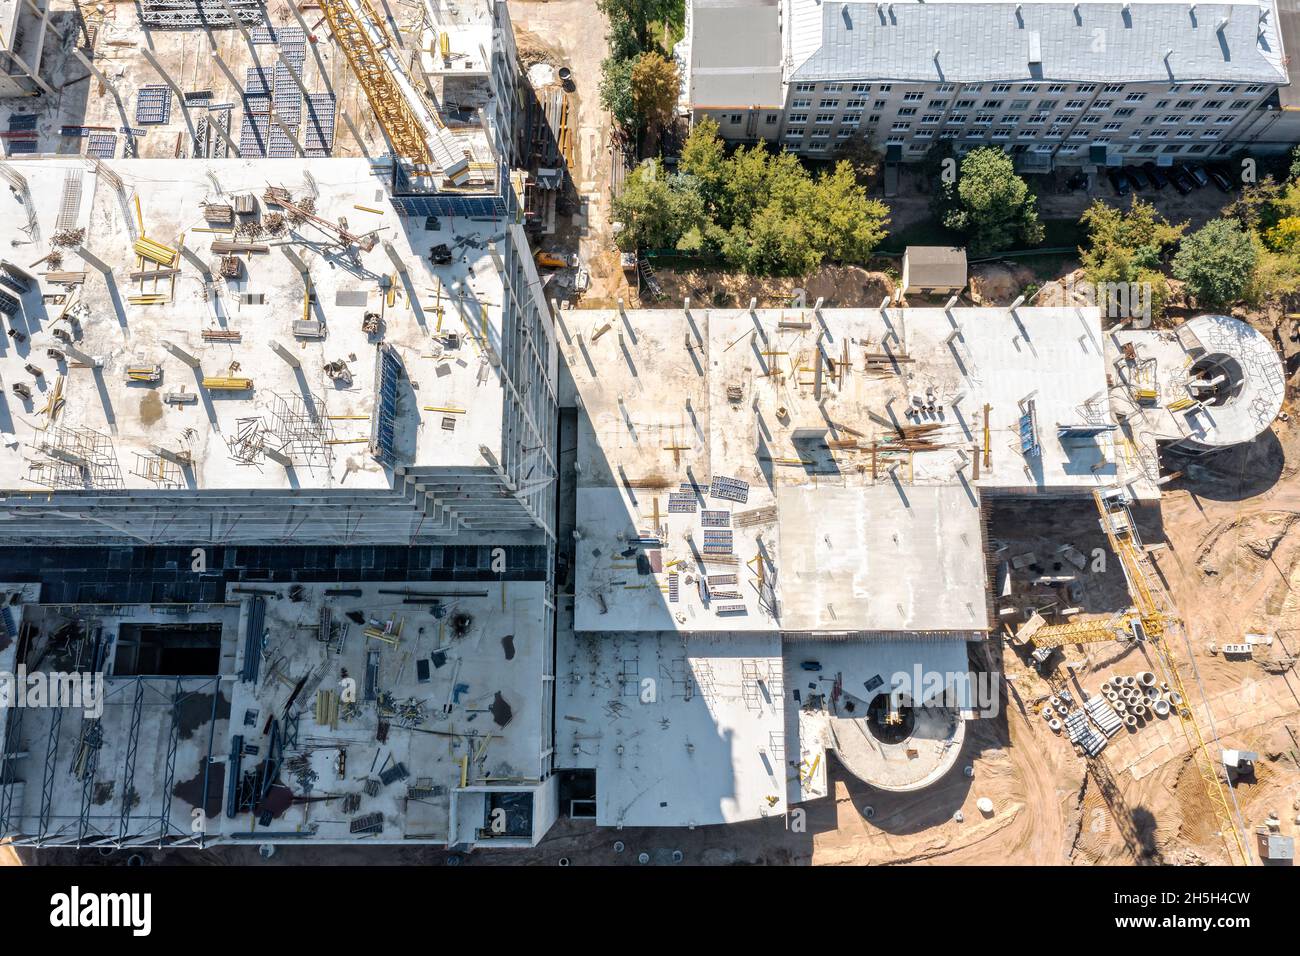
[
  {"x1": 866, "y1": 693, "x2": 916, "y2": 744},
  {"x1": 113, "y1": 622, "x2": 223, "y2": 676}
]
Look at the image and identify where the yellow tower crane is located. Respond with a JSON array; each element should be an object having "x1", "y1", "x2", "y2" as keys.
[
  {"x1": 1038, "y1": 488, "x2": 1251, "y2": 865},
  {"x1": 318, "y1": 0, "x2": 433, "y2": 170}
]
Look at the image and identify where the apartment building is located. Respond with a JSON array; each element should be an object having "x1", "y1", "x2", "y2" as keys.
[{"x1": 683, "y1": 0, "x2": 1293, "y2": 169}]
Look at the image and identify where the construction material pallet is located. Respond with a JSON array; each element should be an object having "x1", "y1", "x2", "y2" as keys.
[
  {"x1": 709, "y1": 475, "x2": 749, "y2": 503},
  {"x1": 135, "y1": 85, "x2": 172, "y2": 125},
  {"x1": 667, "y1": 492, "x2": 696, "y2": 513},
  {"x1": 700, "y1": 510, "x2": 730, "y2": 527}
]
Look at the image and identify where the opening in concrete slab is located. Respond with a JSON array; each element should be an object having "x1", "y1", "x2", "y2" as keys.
[{"x1": 113, "y1": 623, "x2": 223, "y2": 676}]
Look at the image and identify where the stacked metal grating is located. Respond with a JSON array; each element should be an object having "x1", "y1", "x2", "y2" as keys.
[
  {"x1": 272, "y1": 64, "x2": 302, "y2": 125},
  {"x1": 135, "y1": 85, "x2": 172, "y2": 125},
  {"x1": 709, "y1": 474, "x2": 750, "y2": 503},
  {"x1": 303, "y1": 93, "x2": 336, "y2": 157},
  {"x1": 239, "y1": 114, "x2": 269, "y2": 157},
  {"x1": 137, "y1": 0, "x2": 264, "y2": 28}
]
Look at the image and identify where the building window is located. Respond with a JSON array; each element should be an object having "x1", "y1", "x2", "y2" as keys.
[
  {"x1": 1187, "y1": 143, "x2": 1210, "y2": 153},
  {"x1": 903, "y1": 91, "x2": 923, "y2": 101},
  {"x1": 1203, "y1": 100, "x2": 1224, "y2": 109},
  {"x1": 1103, "y1": 84, "x2": 1124, "y2": 93},
  {"x1": 824, "y1": 83, "x2": 843, "y2": 92},
  {"x1": 728, "y1": 114, "x2": 742, "y2": 124},
  {"x1": 1215, "y1": 116, "x2": 1234, "y2": 125},
  {"x1": 1137, "y1": 144, "x2": 1158, "y2": 153},
  {"x1": 1217, "y1": 84, "x2": 1237, "y2": 93},
  {"x1": 878, "y1": 84, "x2": 892, "y2": 92},
  {"x1": 1080, "y1": 115, "x2": 1101, "y2": 125},
  {"x1": 1125, "y1": 92, "x2": 1146, "y2": 102},
  {"x1": 982, "y1": 99, "x2": 1003, "y2": 108},
  {"x1": 1076, "y1": 84, "x2": 1097, "y2": 93},
  {"x1": 898, "y1": 107, "x2": 917, "y2": 116},
  {"x1": 766, "y1": 115, "x2": 777, "y2": 125},
  {"x1": 1176, "y1": 99, "x2": 1194, "y2": 109},
  {"x1": 992, "y1": 127, "x2": 1013, "y2": 139},
  {"x1": 788, "y1": 113, "x2": 808, "y2": 123},
  {"x1": 936, "y1": 83, "x2": 956, "y2": 93},
  {"x1": 1063, "y1": 99, "x2": 1085, "y2": 110},
  {"x1": 794, "y1": 83, "x2": 815, "y2": 93},
  {"x1": 1114, "y1": 107, "x2": 1134, "y2": 117},
  {"x1": 1019, "y1": 83, "x2": 1039, "y2": 92},
  {"x1": 920, "y1": 113, "x2": 941, "y2": 125},
  {"x1": 791, "y1": 99, "x2": 811, "y2": 109},
  {"x1": 1090, "y1": 99, "x2": 1113, "y2": 110},
  {"x1": 845, "y1": 98, "x2": 867, "y2": 108},
  {"x1": 1010, "y1": 100, "x2": 1030, "y2": 110},
  {"x1": 1244, "y1": 84, "x2": 1264, "y2": 94},
  {"x1": 955, "y1": 99, "x2": 976, "y2": 108},
  {"x1": 815, "y1": 113, "x2": 835, "y2": 124},
  {"x1": 1230, "y1": 99, "x2": 1249, "y2": 110},
  {"x1": 873, "y1": 100, "x2": 888, "y2": 110},
  {"x1": 785, "y1": 127, "x2": 805, "y2": 138},
  {"x1": 1047, "y1": 84, "x2": 1067, "y2": 93},
  {"x1": 851, "y1": 83, "x2": 870, "y2": 93},
  {"x1": 1162, "y1": 144, "x2": 1183, "y2": 152},
  {"x1": 946, "y1": 113, "x2": 967, "y2": 124},
  {"x1": 1102, "y1": 122, "x2": 1121, "y2": 131},
  {"x1": 1189, "y1": 84, "x2": 1209, "y2": 94},
  {"x1": 973, "y1": 113, "x2": 993, "y2": 125},
  {"x1": 891, "y1": 122, "x2": 911, "y2": 131},
  {"x1": 819, "y1": 99, "x2": 839, "y2": 108}
]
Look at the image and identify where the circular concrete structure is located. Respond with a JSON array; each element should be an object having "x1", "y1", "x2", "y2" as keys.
[
  {"x1": 828, "y1": 700, "x2": 966, "y2": 793},
  {"x1": 1175, "y1": 314, "x2": 1285, "y2": 450}
]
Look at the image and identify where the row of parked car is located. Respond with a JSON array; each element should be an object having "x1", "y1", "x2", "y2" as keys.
[{"x1": 1105, "y1": 162, "x2": 1236, "y2": 197}]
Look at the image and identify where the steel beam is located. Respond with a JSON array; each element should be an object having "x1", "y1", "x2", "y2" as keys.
[{"x1": 117, "y1": 677, "x2": 145, "y2": 841}]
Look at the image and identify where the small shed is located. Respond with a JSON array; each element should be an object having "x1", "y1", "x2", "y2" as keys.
[
  {"x1": 901, "y1": 246, "x2": 967, "y2": 296},
  {"x1": 1256, "y1": 828, "x2": 1294, "y2": 864}
]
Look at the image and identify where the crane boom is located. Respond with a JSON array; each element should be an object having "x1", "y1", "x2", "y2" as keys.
[
  {"x1": 319, "y1": 0, "x2": 434, "y2": 168},
  {"x1": 1092, "y1": 489, "x2": 1251, "y2": 866}
]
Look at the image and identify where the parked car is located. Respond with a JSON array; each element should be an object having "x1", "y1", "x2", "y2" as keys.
[
  {"x1": 1168, "y1": 168, "x2": 1196, "y2": 194},
  {"x1": 1206, "y1": 165, "x2": 1235, "y2": 192},
  {"x1": 1065, "y1": 171, "x2": 1090, "y2": 192},
  {"x1": 1138, "y1": 163, "x2": 1167, "y2": 190},
  {"x1": 1179, "y1": 163, "x2": 1210, "y2": 188},
  {"x1": 1107, "y1": 168, "x2": 1132, "y2": 197}
]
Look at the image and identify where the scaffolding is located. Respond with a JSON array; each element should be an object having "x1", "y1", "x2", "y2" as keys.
[
  {"x1": 26, "y1": 424, "x2": 124, "y2": 490},
  {"x1": 137, "y1": 0, "x2": 264, "y2": 28},
  {"x1": 267, "y1": 391, "x2": 333, "y2": 468},
  {"x1": 0, "y1": 162, "x2": 41, "y2": 243}
]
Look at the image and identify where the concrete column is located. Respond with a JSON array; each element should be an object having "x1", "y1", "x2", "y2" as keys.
[
  {"x1": 269, "y1": 340, "x2": 301, "y2": 367},
  {"x1": 383, "y1": 240, "x2": 408, "y2": 275},
  {"x1": 264, "y1": 446, "x2": 293, "y2": 467},
  {"x1": 163, "y1": 340, "x2": 201, "y2": 368}
]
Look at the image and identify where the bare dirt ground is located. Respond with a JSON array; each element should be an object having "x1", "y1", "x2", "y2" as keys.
[{"x1": 510, "y1": 0, "x2": 630, "y2": 306}]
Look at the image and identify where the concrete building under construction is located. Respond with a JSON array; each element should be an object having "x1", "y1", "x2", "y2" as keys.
[{"x1": 0, "y1": 1, "x2": 1287, "y2": 853}]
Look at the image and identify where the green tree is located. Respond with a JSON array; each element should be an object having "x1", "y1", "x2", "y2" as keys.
[
  {"x1": 1078, "y1": 197, "x2": 1185, "y2": 325},
  {"x1": 1222, "y1": 178, "x2": 1282, "y2": 232},
  {"x1": 612, "y1": 161, "x2": 708, "y2": 252},
  {"x1": 806, "y1": 161, "x2": 890, "y2": 263},
  {"x1": 680, "y1": 117, "x2": 728, "y2": 208},
  {"x1": 597, "y1": 0, "x2": 678, "y2": 51},
  {"x1": 630, "y1": 51, "x2": 680, "y2": 132},
  {"x1": 1289, "y1": 144, "x2": 1300, "y2": 182},
  {"x1": 1171, "y1": 218, "x2": 1258, "y2": 307},
  {"x1": 598, "y1": 55, "x2": 637, "y2": 129},
  {"x1": 941, "y1": 147, "x2": 1044, "y2": 255}
]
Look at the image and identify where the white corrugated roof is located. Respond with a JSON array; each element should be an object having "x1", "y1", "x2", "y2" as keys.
[{"x1": 787, "y1": 0, "x2": 1287, "y2": 84}]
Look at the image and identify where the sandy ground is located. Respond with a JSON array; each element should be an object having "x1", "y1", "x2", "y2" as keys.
[{"x1": 511, "y1": 0, "x2": 629, "y2": 306}]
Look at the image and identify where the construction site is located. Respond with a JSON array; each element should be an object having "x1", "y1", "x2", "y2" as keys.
[{"x1": 0, "y1": 0, "x2": 1296, "y2": 867}]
